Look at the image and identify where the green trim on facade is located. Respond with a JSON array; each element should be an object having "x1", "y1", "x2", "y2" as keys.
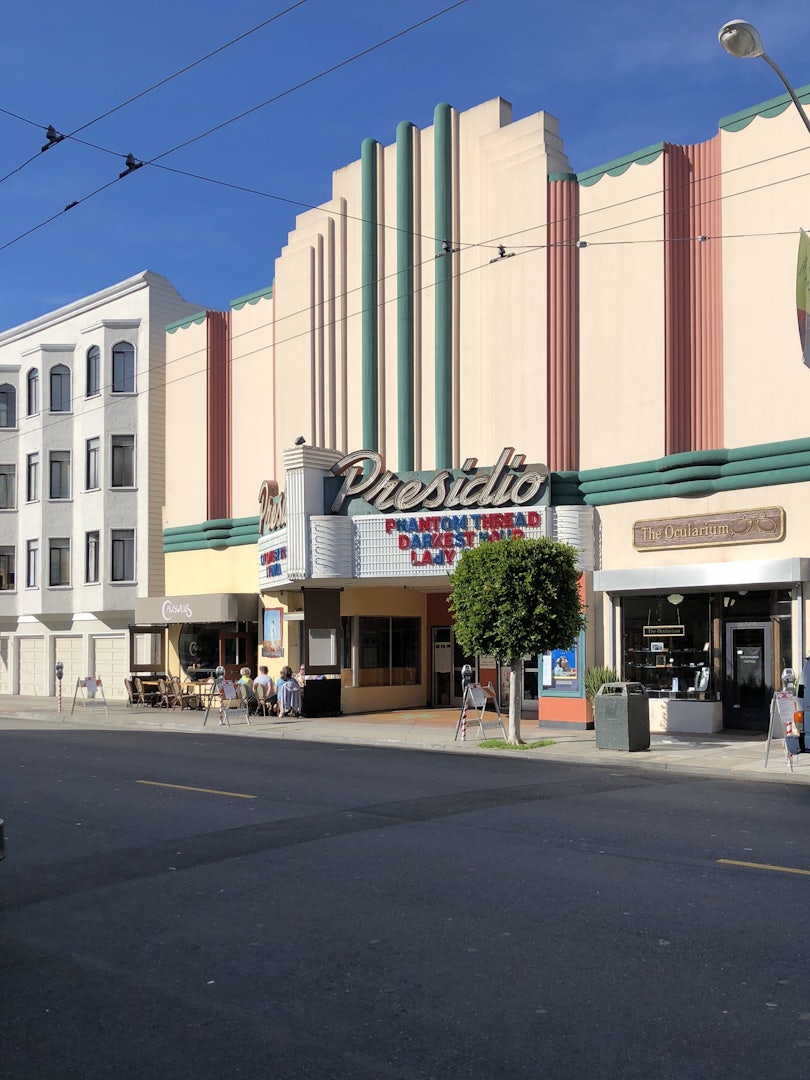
[
  {"x1": 720, "y1": 83, "x2": 810, "y2": 132},
  {"x1": 577, "y1": 142, "x2": 664, "y2": 187},
  {"x1": 165, "y1": 311, "x2": 207, "y2": 333},
  {"x1": 551, "y1": 437, "x2": 810, "y2": 506},
  {"x1": 548, "y1": 172, "x2": 578, "y2": 183},
  {"x1": 397, "y1": 120, "x2": 415, "y2": 472},
  {"x1": 361, "y1": 137, "x2": 379, "y2": 451},
  {"x1": 164, "y1": 517, "x2": 259, "y2": 552},
  {"x1": 434, "y1": 102, "x2": 453, "y2": 469},
  {"x1": 230, "y1": 285, "x2": 273, "y2": 310}
]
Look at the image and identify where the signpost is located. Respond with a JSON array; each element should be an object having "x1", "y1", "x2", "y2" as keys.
[{"x1": 765, "y1": 689, "x2": 800, "y2": 769}]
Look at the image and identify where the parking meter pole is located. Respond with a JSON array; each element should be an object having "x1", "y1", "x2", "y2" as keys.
[
  {"x1": 55, "y1": 661, "x2": 64, "y2": 714},
  {"x1": 460, "y1": 665, "x2": 474, "y2": 742}
]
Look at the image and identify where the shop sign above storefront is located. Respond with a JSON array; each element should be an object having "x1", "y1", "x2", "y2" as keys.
[
  {"x1": 634, "y1": 507, "x2": 785, "y2": 551},
  {"x1": 258, "y1": 480, "x2": 287, "y2": 535},
  {"x1": 328, "y1": 447, "x2": 549, "y2": 515}
]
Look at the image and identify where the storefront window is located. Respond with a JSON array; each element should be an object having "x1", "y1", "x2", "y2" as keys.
[
  {"x1": 178, "y1": 624, "x2": 222, "y2": 680},
  {"x1": 622, "y1": 594, "x2": 711, "y2": 696},
  {"x1": 358, "y1": 616, "x2": 420, "y2": 686},
  {"x1": 541, "y1": 642, "x2": 582, "y2": 696}
]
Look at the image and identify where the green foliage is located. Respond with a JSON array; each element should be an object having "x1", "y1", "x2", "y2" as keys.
[
  {"x1": 584, "y1": 665, "x2": 618, "y2": 702},
  {"x1": 449, "y1": 537, "x2": 585, "y2": 663}
]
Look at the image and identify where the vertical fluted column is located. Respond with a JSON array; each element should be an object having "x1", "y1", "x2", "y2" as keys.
[
  {"x1": 361, "y1": 137, "x2": 379, "y2": 452},
  {"x1": 547, "y1": 176, "x2": 581, "y2": 471}
]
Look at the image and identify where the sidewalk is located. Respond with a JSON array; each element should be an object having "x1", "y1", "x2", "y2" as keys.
[{"x1": 0, "y1": 694, "x2": 806, "y2": 785}]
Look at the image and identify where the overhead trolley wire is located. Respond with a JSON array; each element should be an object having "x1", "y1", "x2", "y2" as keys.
[
  {"x1": 0, "y1": 0, "x2": 472, "y2": 255},
  {"x1": 0, "y1": 0, "x2": 311, "y2": 187}
]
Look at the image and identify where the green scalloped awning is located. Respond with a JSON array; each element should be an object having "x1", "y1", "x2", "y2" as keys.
[
  {"x1": 166, "y1": 311, "x2": 207, "y2": 333},
  {"x1": 231, "y1": 285, "x2": 273, "y2": 310},
  {"x1": 720, "y1": 83, "x2": 810, "y2": 132},
  {"x1": 577, "y1": 143, "x2": 664, "y2": 187}
]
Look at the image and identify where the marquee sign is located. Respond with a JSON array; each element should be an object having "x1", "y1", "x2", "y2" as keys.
[
  {"x1": 354, "y1": 508, "x2": 547, "y2": 577},
  {"x1": 329, "y1": 447, "x2": 549, "y2": 515},
  {"x1": 258, "y1": 480, "x2": 287, "y2": 534}
]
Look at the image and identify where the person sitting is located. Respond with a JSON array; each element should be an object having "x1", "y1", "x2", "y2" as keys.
[
  {"x1": 253, "y1": 665, "x2": 277, "y2": 714},
  {"x1": 295, "y1": 664, "x2": 307, "y2": 689},
  {"x1": 276, "y1": 665, "x2": 302, "y2": 717},
  {"x1": 238, "y1": 666, "x2": 258, "y2": 712}
]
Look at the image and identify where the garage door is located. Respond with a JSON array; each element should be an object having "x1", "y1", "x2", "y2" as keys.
[
  {"x1": 53, "y1": 636, "x2": 83, "y2": 699},
  {"x1": 0, "y1": 636, "x2": 11, "y2": 694},
  {"x1": 18, "y1": 637, "x2": 45, "y2": 695},
  {"x1": 93, "y1": 636, "x2": 128, "y2": 700}
]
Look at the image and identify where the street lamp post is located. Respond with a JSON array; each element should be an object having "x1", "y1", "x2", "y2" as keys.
[{"x1": 718, "y1": 19, "x2": 810, "y2": 138}]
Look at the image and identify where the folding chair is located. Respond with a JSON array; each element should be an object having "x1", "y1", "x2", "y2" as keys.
[
  {"x1": 156, "y1": 678, "x2": 173, "y2": 709},
  {"x1": 253, "y1": 682, "x2": 270, "y2": 717},
  {"x1": 134, "y1": 677, "x2": 157, "y2": 707},
  {"x1": 170, "y1": 676, "x2": 195, "y2": 710},
  {"x1": 124, "y1": 677, "x2": 137, "y2": 707}
]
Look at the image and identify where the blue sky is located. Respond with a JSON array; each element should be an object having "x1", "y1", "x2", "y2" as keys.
[{"x1": 1, "y1": 0, "x2": 807, "y2": 328}]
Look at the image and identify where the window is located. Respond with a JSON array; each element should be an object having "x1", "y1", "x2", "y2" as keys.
[
  {"x1": 85, "y1": 531, "x2": 99, "y2": 584},
  {"x1": 0, "y1": 384, "x2": 16, "y2": 428},
  {"x1": 112, "y1": 342, "x2": 135, "y2": 393},
  {"x1": 49, "y1": 364, "x2": 71, "y2": 412},
  {"x1": 86, "y1": 437, "x2": 100, "y2": 490},
  {"x1": 26, "y1": 540, "x2": 38, "y2": 588},
  {"x1": 27, "y1": 369, "x2": 39, "y2": 416},
  {"x1": 111, "y1": 435, "x2": 135, "y2": 487},
  {"x1": 49, "y1": 451, "x2": 71, "y2": 499},
  {"x1": 49, "y1": 539, "x2": 70, "y2": 586},
  {"x1": 111, "y1": 529, "x2": 134, "y2": 581},
  {"x1": 86, "y1": 346, "x2": 100, "y2": 397},
  {"x1": 357, "y1": 616, "x2": 420, "y2": 687},
  {"x1": 0, "y1": 546, "x2": 15, "y2": 590},
  {"x1": 0, "y1": 464, "x2": 15, "y2": 509},
  {"x1": 26, "y1": 453, "x2": 39, "y2": 502}
]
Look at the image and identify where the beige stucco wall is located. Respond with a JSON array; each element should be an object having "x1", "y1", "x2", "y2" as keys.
[
  {"x1": 165, "y1": 317, "x2": 208, "y2": 528},
  {"x1": 579, "y1": 155, "x2": 667, "y2": 469},
  {"x1": 719, "y1": 109, "x2": 810, "y2": 448},
  {"x1": 231, "y1": 294, "x2": 276, "y2": 511}
]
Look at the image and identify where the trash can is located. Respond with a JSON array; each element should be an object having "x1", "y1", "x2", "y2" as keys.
[{"x1": 594, "y1": 682, "x2": 650, "y2": 751}]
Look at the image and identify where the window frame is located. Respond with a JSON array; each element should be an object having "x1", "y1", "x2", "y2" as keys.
[
  {"x1": 26, "y1": 452, "x2": 39, "y2": 503},
  {"x1": 48, "y1": 538, "x2": 71, "y2": 587},
  {"x1": 85, "y1": 437, "x2": 100, "y2": 491},
  {"x1": 0, "y1": 545, "x2": 16, "y2": 591},
  {"x1": 85, "y1": 530, "x2": 100, "y2": 584},
  {"x1": 111, "y1": 341, "x2": 135, "y2": 394},
  {"x1": 27, "y1": 368, "x2": 39, "y2": 416},
  {"x1": 26, "y1": 539, "x2": 38, "y2": 589},
  {"x1": 356, "y1": 615, "x2": 421, "y2": 687},
  {"x1": 86, "y1": 345, "x2": 100, "y2": 398},
  {"x1": 49, "y1": 451, "x2": 71, "y2": 500},
  {"x1": 111, "y1": 434, "x2": 135, "y2": 488},
  {"x1": 0, "y1": 383, "x2": 17, "y2": 428},
  {"x1": 110, "y1": 528, "x2": 135, "y2": 582},
  {"x1": 0, "y1": 464, "x2": 16, "y2": 509},
  {"x1": 49, "y1": 363, "x2": 71, "y2": 413}
]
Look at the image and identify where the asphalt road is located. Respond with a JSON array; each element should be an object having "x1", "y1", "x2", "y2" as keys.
[{"x1": 2, "y1": 726, "x2": 810, "y2": 1079}]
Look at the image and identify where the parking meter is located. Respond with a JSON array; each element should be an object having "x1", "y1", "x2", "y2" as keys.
[
  {"x1": 55, "y1": 660, "x2": 64, "y2": 713},
  {"x1": 55, "y1": 661, "x2": 64, "y2": 682},
  {"x1": 461, "y1": 664, "x2": 474, "y2": 695}
]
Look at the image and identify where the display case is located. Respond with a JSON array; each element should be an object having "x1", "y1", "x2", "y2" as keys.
[{"x1": 624, "y1": 644, "x2": 710, "y2": 697}]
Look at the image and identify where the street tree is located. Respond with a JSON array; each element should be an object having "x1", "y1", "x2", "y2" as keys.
[{"x1": 449, "y1": 537, "x2": 585, "y2": 743}]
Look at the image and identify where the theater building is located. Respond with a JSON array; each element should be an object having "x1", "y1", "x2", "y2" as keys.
[{"x1": 161, "y1": 82, "x2": 810, "y2": 731}]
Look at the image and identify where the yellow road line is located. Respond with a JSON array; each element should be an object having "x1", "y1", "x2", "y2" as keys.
[
  {"x1": 718, "y1": 858, "x2": 810, "y2": 877},
  {"x1": 136, "y1": 780, "x2": 256, "y2": 800}
]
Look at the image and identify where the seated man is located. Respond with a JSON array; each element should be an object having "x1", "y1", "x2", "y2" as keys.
[{"x1": 253, "y1": 665, "x2": 278, "y2": 714}]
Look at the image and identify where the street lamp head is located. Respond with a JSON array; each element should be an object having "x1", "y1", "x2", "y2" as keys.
[{"x1": 718, "y1": 19, "x2": 765, "y2": 59}]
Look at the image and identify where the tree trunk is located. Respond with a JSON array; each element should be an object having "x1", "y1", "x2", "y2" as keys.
[{"x1": 507, "y1": 658, "x2": 524, "y2": 744}]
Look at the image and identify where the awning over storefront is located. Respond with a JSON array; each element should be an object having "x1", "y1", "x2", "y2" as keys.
[
  {"x1": 134, "y1": 594, "x2": 258, "y2": 624},
  {"x1": 594, "y1": 557, "x2": 810, "y2": 594}
]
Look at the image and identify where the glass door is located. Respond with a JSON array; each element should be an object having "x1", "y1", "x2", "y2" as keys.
[{"x1": 724, "y1": 621, "x2": 772, "y2": 731}]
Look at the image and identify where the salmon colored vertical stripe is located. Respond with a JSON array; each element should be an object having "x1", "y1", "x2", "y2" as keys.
[
  {"x1": 547, "y1": 179, "x2": 580, "y2": 471},
  {"x1": 664, "y1": 136, "x2": 723, "y2": 454},
  {"x1": 206, "y1": 310, "x2": 232, "y2": 521}
]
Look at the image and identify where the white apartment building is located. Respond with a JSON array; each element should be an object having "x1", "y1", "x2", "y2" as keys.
[{"x1": 0, "y1": 271, "x2": 200, "y2": 699}]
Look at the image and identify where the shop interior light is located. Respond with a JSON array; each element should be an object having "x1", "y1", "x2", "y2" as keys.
[{"x1": 666, "y1": 593, "x2": 684, "y2": 605}]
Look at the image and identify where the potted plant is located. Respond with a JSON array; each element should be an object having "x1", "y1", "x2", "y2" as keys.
[{"x1": 584, "y1": 665, "x2": 618, "y2": 723}]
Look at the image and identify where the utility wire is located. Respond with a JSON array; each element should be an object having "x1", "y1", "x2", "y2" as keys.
[
  {"x1": 0, "y1": 1, "x2": 310, "y2": 187},
  {"x1": 0, "y1": 0, "x2": 472, "y2": 255}
]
